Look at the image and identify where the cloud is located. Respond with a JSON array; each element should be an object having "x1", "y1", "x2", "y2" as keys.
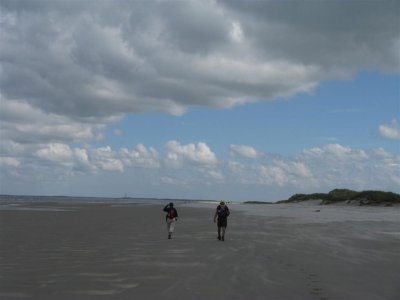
[
  {"x1": 1, "y1": 143, "x2": 152, "y2": 180},
  {"x1": 165, "y1": 141, "x2": 218, "y2": 167},
  {"x1": 1, "y1": 1, "x2": 398, "y2": 127},
  {"x1": 36, "y1": 143, "x2": 73, "y2": 162},
  {"x1": 207, "y1": 170, "x2": 224, "y2": 180},
  {"x1": 221, "y1": 0, "x2": 400, "y2": 71},
  {"x1": 120, "y1": 144, "x2": 159, "y2": 168},
  {"x1": 90, "y1": 146, "x2": 124, "y2": 172},
  {"x1": 113, "y1": 128, "x2": 123, "y2": 136},
  {"x1": 0, "y1": 98, "x2": 112, "y2": 145},
  {"x1": 226, "y1": 156, "x2": 316, "y2": 188},
  {"x1": 379, "y1": 119, "x2": 400, "y2": 140},
  {"x1": 303, "y1": 144, "x2": 368, "y2": 161},
  {"x1": 298, "y1": 144, "x2": 399, "y2": 190},
  {"x1": 229, "y1": 21, "x2": 244, "y2": 43},
  {"x1": 230, "y1": 144, "x2": 263, "y2": 158},
  {"x1": 1, "y1": 140, "x2": 399, "y2": 197},
  {"x1": 0, "y1": 157, "x2": 20, "y2": 168},
  {"x1": 1, "y1": 1, "x2": 398, "y2": 172},
  {"x1": 226, "y1": 143, "x2": 399, "y2": 192},
  {"x1": 0, "y1": 140, "x2": 216, "y2": 180},
  {"x1": 236, "y1": 143, "x2": 397, "y2": 192}
]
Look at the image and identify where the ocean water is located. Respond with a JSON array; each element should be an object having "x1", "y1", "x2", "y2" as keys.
[
  {"x1": 183, "y1": 200, "x2": 400, "y2": 224},
  {"x1": 0, "y1": 195, "x2": 197, "y2": 211}
]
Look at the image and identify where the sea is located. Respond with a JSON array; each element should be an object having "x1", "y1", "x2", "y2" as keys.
[{"x1": 0, "y1": 194, "x2": 209, "y2": 211}]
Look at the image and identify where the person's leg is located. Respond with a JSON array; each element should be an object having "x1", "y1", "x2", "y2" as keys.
[
  {"x1": 221, "y1": 226, "x2": 226, "y2": 241},
  {"x1": 221, "y1": 219, "x2": 227, "y2": 241},
  {"x1": 217, "y1": 218, "x2": 223, "y2": 240},
  {"x1": 166, "y1": 219, "x2": 172, "y2": 239},
  {"x1": 169, "y1": 219, "x2": 175, "y2": 236}
]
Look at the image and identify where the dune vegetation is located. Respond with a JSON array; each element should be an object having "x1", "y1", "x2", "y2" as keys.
[{"x1": 276, "y1": 189, "x2": 400, "y2": 206}]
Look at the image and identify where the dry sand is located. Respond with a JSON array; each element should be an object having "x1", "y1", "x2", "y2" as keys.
[{"x1": 0, "y1": 202, "x2": 399, "y2": 300}]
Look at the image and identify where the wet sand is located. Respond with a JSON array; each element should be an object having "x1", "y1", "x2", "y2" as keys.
[{"x1": 0, "y1": 202, "x2": 399, "y2": 300}]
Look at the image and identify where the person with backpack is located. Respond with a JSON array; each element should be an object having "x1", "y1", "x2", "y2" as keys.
[
  {"x1": 163, "y1": 202, "x2": 178, "y2": 239},
  {"x1": 214, "y1": 200, "x2": 230, "y2": 241}
]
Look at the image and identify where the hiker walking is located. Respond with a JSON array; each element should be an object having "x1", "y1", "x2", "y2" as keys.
[
  {"x1": 163, "y1": 202, "x2": 178, "y2": 239},
  {"x1": 214, "y1": 200, "x2": 230, "y2": 241}
]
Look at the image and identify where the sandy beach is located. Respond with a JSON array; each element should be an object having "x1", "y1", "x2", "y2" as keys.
[{"x1": 0, "y1": 201, "x2": 399, "y2": 300}]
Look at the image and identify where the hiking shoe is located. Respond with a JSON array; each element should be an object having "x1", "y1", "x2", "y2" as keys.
[
  {"x1": 217, "y1": 236, "x2": 221, "y2": 240},
  {"x1": 168, "y1": 234, "x2": 171, "y2": 239},
  {"x1": 221, "y1": 236, "x2": 225, "y2": 241}
]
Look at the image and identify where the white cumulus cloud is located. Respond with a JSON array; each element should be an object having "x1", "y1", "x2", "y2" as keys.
[
  {"x1": 165, "y1": 141, "x2": 218, "y2": 167},
  {"x1": 36, "y1": 143, "x2": 73, "y2": 162},
  {"x1": 379, "y1": 119, "x2": 400, "y2": 140},
  {"x1": 1, "y1": 141, "x2": 399, "y2": 198},
  {"x1": 90, "y1": 146, "x2": 124, "y2": 172},
  {"x1": 230, "y1": 144, "x2": 263, "y2": 158},
  {"x1": 120, "y1": 144, "x2": 160, "y2": 168}
]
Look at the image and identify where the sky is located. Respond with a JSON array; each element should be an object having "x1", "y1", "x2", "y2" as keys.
[{"x1": 0, "y1": 0, "x2": 399, "y2": 201}]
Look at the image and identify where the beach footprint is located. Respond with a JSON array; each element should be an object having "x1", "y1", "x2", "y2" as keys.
[{"x1": 298, "y1": 268, "x2": 328, "y2": 299}]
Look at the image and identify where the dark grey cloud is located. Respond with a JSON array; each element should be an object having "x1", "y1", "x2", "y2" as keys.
[
  {"x1": 0, "y1": 0, "x2": 399, "y2": 148},
  {"x1": 170, "y1": 3, "x2": 231, "y2": 52},
  {"x1": 221, "y1": 0, "x2": 400, "y2": 69}
]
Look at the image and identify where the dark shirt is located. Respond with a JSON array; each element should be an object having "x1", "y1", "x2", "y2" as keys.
[{"x1": 163, "y1": 205, "x2": 178, "y2": 220}]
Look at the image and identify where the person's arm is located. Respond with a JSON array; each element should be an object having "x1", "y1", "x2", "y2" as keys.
[
  {"x1": 163, "y1": 204, "x2": 169, "y2": 212},
  {"x1": 174, "y1": 208, "x2": 178, "y2": 220},
  {"x1": 226, "y1": 206, "x2": 230, "y2": 217},
  {"x1": 213, "y1": 207, "x2": 218, "y2": 223}
]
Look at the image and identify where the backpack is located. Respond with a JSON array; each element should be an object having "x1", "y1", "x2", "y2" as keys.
[
  {"x1": 167, "y1": 208, "x2": 177, "y2": 219},
  {"x1": 217, "y1": 205, "x2": 229, "y2": 218}
]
